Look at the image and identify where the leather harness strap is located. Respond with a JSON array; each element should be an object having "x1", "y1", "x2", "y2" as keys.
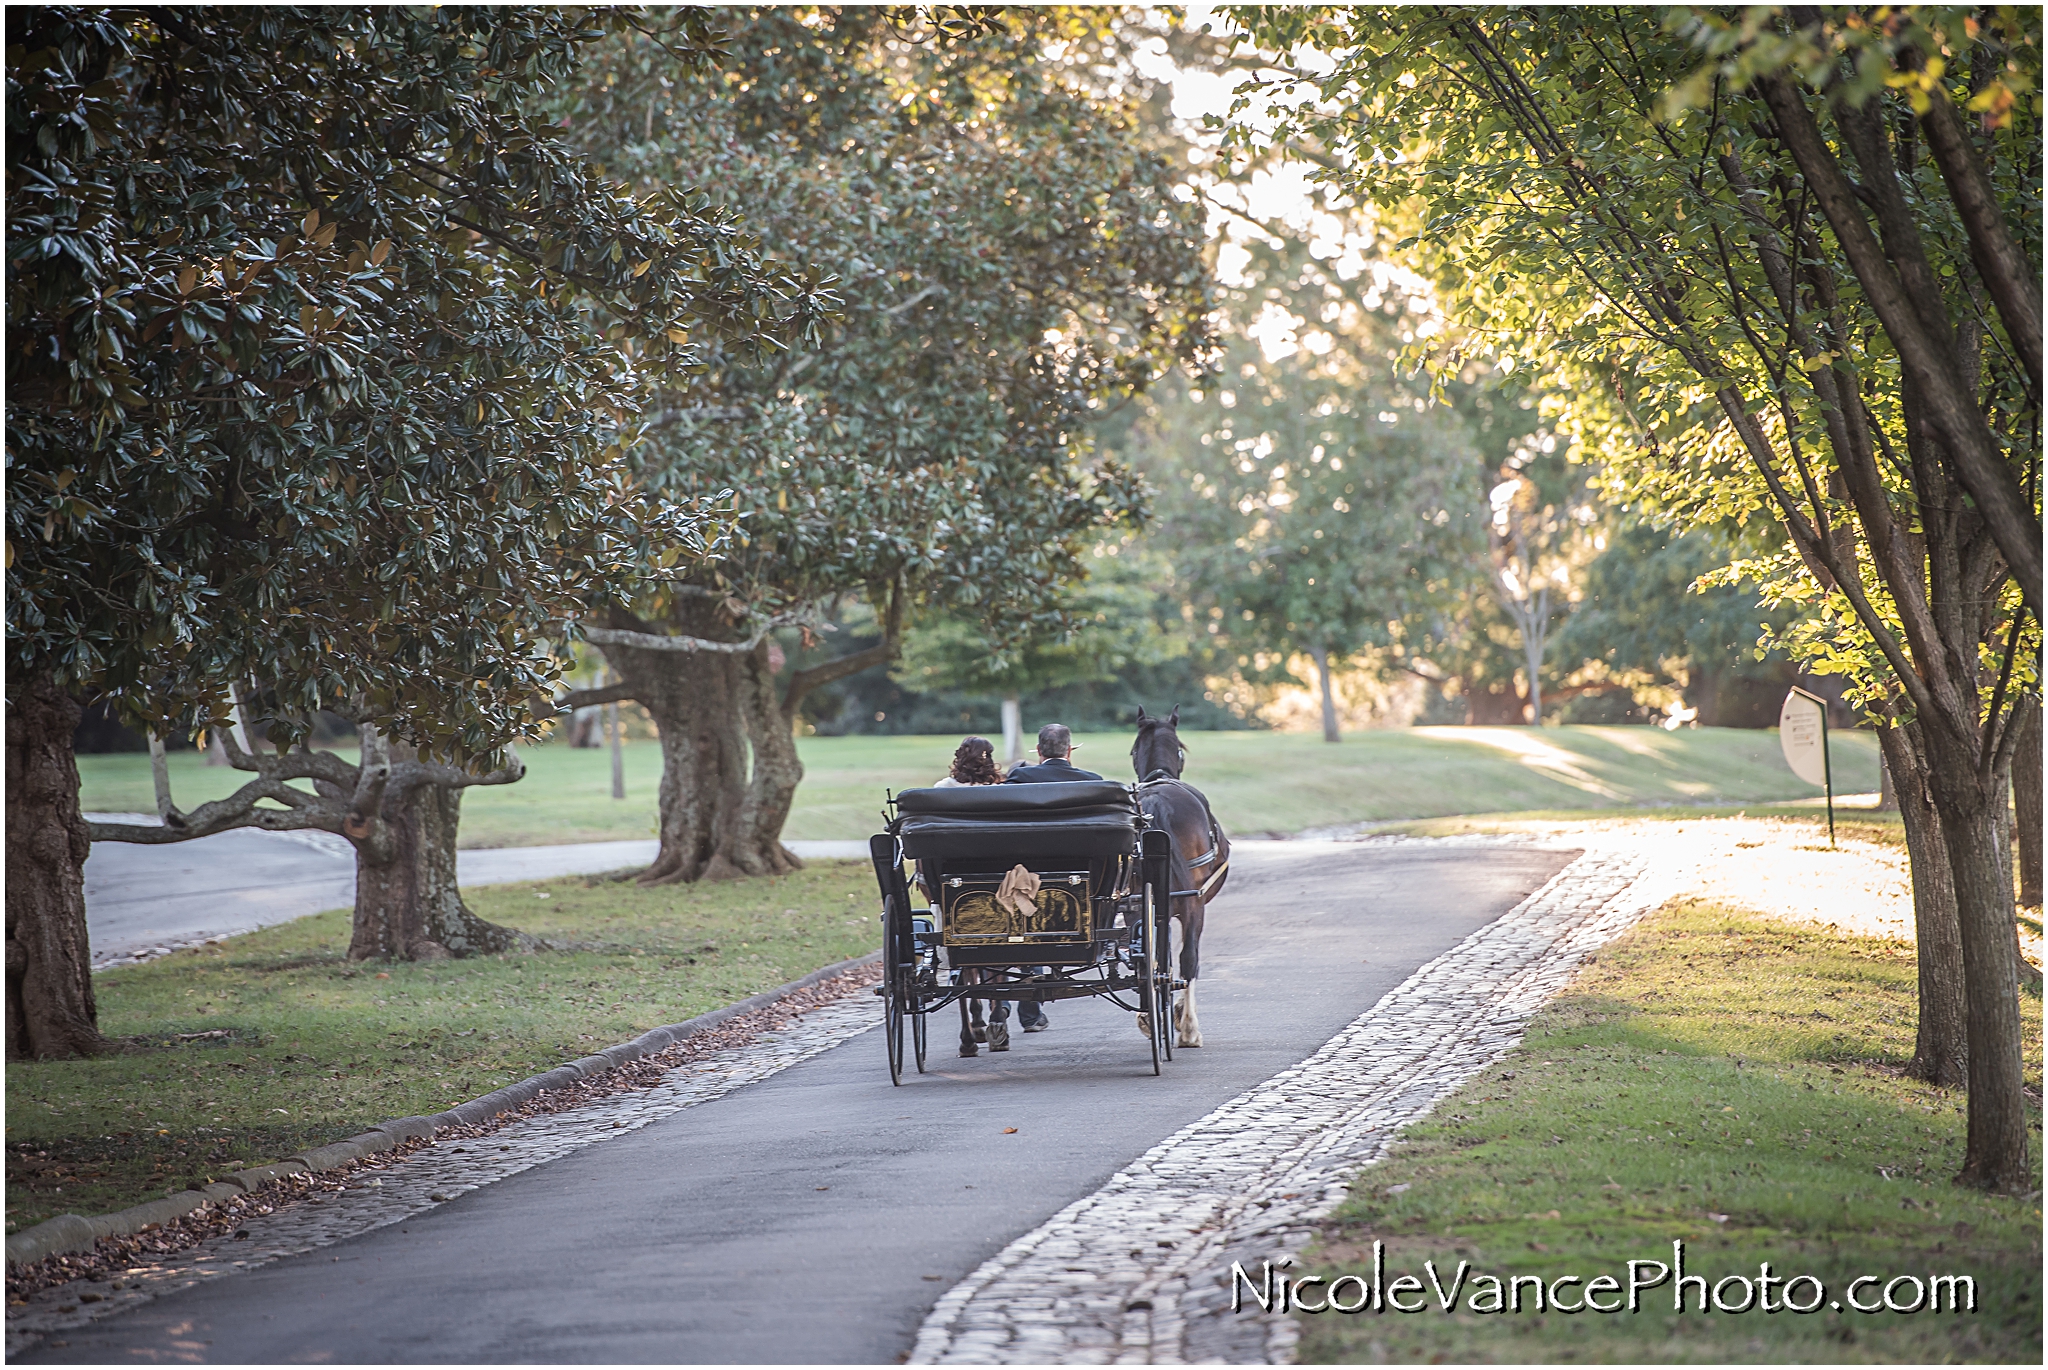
[{"x1": 1141, "y1": 776, "x2": 1226, "y2": 903}]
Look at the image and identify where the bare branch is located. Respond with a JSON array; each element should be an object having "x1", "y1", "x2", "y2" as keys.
[{"x1": 582, "y1": 622, "x2": 792, "y2": 654}]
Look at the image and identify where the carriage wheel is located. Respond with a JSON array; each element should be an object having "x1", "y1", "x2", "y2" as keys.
[
  {"x1": 1140, "y1": 895, "x2": 1163, "y2": 1077},
  {"x1": 1155, "y1": 908, "x2": 1176, "y2": 1064},
  {"x1": 884, "y1": 975, "x2": 905, "y2": 1086},
  {"x1": 912, "y1": 1002, "x2": 929, "y2": 1073}
]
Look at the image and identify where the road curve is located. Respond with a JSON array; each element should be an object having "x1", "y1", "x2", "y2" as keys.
[{"x1": 29, "y1": 840, "x2": 1573, "y2": 1365}]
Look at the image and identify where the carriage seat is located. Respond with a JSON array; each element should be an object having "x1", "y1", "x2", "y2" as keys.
[{"x1": 894, "y1": 781, "x2": 1139, "y2": 861}]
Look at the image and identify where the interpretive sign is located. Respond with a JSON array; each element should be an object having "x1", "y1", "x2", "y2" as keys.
[{"x1": 1779, "y1": 686, "x2": 1835, "y2": 845}]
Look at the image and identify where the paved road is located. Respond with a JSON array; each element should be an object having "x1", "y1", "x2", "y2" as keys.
[
  {"x1": 34, "y1": 840, "x2": 1573, "y2": 1364},
  {"x1": 82, "y1": 821, "x2": 867, "y2": 964}
]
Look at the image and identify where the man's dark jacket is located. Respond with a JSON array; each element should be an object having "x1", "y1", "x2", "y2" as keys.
[{"x1": 1003, "y1": 756, "x2": 1103, "y2": 784}]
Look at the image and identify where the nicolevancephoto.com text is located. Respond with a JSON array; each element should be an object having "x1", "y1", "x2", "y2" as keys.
[{"x1": 1233, "y1": 1243, "x2": 1980, "y2": 1318}]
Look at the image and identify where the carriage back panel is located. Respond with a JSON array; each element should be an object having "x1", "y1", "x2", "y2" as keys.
[{"x1": 895, "y1": 782, "x2": 1139, "y2": 967}]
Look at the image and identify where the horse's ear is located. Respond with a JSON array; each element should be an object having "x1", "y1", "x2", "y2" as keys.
[
  {"x1": 1167, "y1": 704, "x2": 1180, "y2": 727},
  {"x1": 1136, "y1": 705, "x2": 1150, "y2": 723}
]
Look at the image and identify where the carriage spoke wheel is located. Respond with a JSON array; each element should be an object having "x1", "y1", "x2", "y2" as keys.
[
  {"x1": 884, "y1": 973, "x2": 905, "y2": 1086},
  {"x1": 1154, "y1": 908, "x2": 1176, "y2": 1064},
  {"x1": 912, "y1": 997, "x2": 928, "y2": 1074},
  {"x1": 1140, "y1": 897, "x2": 1163, "y2": 1076}
]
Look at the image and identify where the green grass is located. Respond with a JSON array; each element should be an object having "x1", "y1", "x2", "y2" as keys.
[
  {"x1": 77, "y1": 725, "x2": 1880, "y2": 847},
  {"x1": 4, "y1": 861, "x2": 878, "y2": 1234},
  {"x1": 1292, "y1": 900, "x2": 2042, "y2": 1363}
]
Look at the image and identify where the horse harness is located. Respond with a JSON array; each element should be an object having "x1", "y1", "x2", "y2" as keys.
[{"x1": 1141, "y1": 772, "x2": 1228, "y2": 901}]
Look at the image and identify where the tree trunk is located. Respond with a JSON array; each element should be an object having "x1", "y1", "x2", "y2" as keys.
[
  {"x1": 1309, "y1": 643, "x2": 1341, "y2": 743},
  {"x1": 2014, "y1": 703, "x2": 2041, "y2": 908},
  {"x1": 1879, "y1": 724, "x2": 1968, "y2": 1087},
  {"x1": 1989, "y1": 741, "x2": 2041, "y2": 994},
  {"x1": 1920, "y1": 725, "x2": 2033, "y2": 1193},
  {"x1": 346, "y1": 751, "x2": 528, "y2": 961},
  {"x1": 1877, "y1": 743, "x2": 1898, "y2": 812},
  {"x1": 608, "y1": 699, "x2": 626, "y2": 800},
  {"x1": 5, "y1": 672, "x2": 105, "y2": 1060},
  {"x1": 730, "y1": 639, "x2": 806, "y2": 877},
  {"x1": 594, "y1": 597, "x2": 899, "y2": 885},
  {"x1": 600, "y1": 616, "x2": 752, "y2": 885},
  {"x1": 1001, "y1": 695, "x2": 1022, "y2": 767}
]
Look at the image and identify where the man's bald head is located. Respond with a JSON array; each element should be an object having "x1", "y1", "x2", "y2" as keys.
[{"x1": 1036, "y1": 724, "x2": 1074, "y2": 759}]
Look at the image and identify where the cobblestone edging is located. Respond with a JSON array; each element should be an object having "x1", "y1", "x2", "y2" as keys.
[
  {"x1": 909, "y1": 837, "x2": 1688, "y2": 1365},
  {"x1": 6, "y1": 950, "x2": 880, "y2": 1271}
]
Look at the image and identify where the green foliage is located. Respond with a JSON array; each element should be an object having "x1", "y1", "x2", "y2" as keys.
[
  {"x1": 1297, "y1": 900, "x2": 2041, "y2": 1363},
  {"x1": 1128, "y1": 231, "x2": 1484, "y2": 693},
  {"x1": 5, "y1": 7, "x2": 830, "y2": 752},
  {"x1": 1555, "y1": 518, "x2": 1795, "y2": 703},
  {"x1": 4, "y1": 859, "x2": 877, "y2": 1229},
  {"x1": 562, "y1": 8, "x2": 1215, "y2": 658},
  {"x1": 894, "y1": 537, "x2": 1191, "y2": 697},
  {"x1": 1220, "y1": 4, "x2": 2038, "y2": 722}
]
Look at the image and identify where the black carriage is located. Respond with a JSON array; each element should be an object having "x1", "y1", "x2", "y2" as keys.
[{"x1": 867, "y1": 780, "x2": 1180, "y2": 1082}]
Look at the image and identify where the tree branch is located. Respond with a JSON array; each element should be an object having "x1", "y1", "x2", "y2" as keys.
[
  {"x1": 1756, "y1": 72, "x2": 2041, "y2": 618},
  {"x1": 783, "y1": 580, "x2": 904, "y2": 713},
  {"x1": 582, "y1": 622, "x2": 788, "y2": 654},
  {"x1": 1916, "y1": 84, "x2": 2041, "y2": 392},
  {"x1": 551, "y1": 681, "x2": 640, "y2": 712}
]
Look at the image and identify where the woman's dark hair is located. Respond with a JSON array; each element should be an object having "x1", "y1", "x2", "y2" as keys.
[{"x1": 950, "y1": 736, "x2": 1002, "y2": 785}]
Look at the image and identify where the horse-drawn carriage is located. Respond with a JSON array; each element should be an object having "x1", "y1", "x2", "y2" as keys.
[{"x1": 867, "y1": 779, "x2": 1184, "y2": 1082}]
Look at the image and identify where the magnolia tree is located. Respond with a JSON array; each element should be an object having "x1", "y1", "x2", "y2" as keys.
[
  {"x1": 5, "y1": 8, "x2": 828, "y2": 1057},
  {"x1": 557, "y1": 10, "x2": 1214, "y2": 881},
  {"x1": 1225, "y1": 4, "x2": 2040, "y2": 1191}
]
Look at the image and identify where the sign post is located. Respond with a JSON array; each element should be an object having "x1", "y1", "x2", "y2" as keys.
[{"x1": 1779, "y1": 686, "x2": 1834, "y2": 847}]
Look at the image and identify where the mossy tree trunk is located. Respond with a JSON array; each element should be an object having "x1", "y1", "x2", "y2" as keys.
[
  {"x1": 5, "y1": 672, "x2": 105, "y2": 1060},
  {"x1": 346, "y1": 761, "x2": 528, "y2": 961}
]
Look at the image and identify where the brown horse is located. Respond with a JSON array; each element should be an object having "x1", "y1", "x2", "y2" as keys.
[{"x1": 1131, "y1": 705, "x2": 1230, "y2": 1047}]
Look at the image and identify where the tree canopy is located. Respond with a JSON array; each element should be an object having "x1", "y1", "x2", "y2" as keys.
[
  {"x1": 568, "y1": 7, "x2": 1212, "y2": 659},
  {"x1": 7, "y1": 5, "x2": 830, "y2": 755},
  {"x1": 1128, "y1": 229, "x2": 1482, "y2": 737}
]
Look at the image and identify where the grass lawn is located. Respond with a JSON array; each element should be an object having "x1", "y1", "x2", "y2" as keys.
[
  {"x1": 1292, "y1": 900, "x2": 2042, "y2": 1363},
  {"x1": 4, "y1": 861, "x2": 878, "y2": 1234},
  {"x1": 76, "y1": 724, "x2": 1881, "y2": 847}
]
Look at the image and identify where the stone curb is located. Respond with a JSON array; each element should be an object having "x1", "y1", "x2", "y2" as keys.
[{"x1": 5, "y1": 948, "x2": 881, "y2": 1269}]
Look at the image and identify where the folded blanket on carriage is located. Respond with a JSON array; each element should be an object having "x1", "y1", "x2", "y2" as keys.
[{"x1": 996, "y1": 864, "x2": 1042, "y2": 918}]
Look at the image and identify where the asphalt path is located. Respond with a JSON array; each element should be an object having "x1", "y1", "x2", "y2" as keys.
[
  {"x1": 81, "y1": 823, "x2": 866, "y2": 963},
  {"x1": 37, "y1": 840, "x2": 1574, "y2": 1364}
]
